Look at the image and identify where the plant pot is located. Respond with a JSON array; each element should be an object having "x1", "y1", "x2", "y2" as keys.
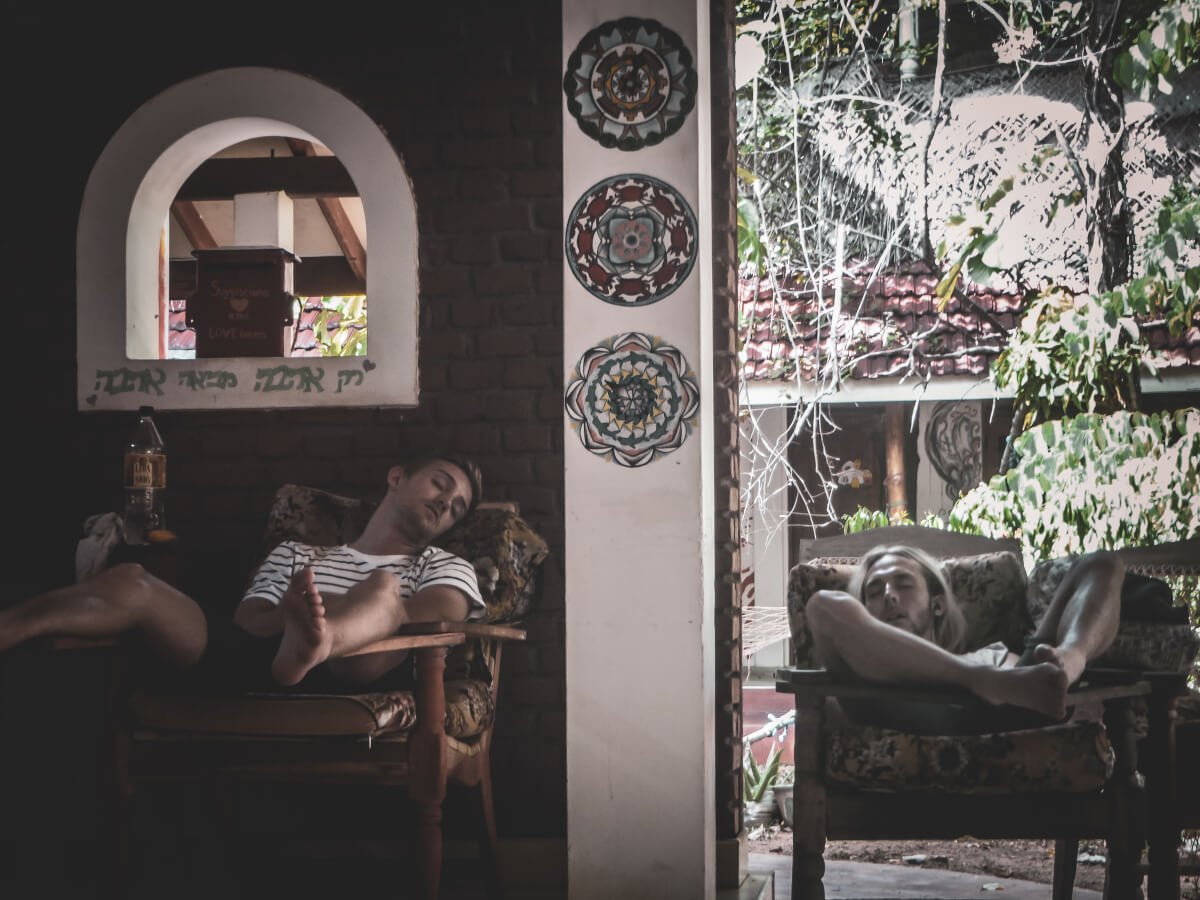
[
  {"x1": 745, "y1": 788, "x2": 777, "y2": 829},
  {"x1": 773, "y1": 784, "x2": 794, "y2": 828}
]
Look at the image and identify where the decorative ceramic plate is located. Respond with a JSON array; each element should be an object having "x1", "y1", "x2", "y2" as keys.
[
  {"x1": 563, "y1": 17, "x2": 696, "y2": 150},
  {"x1": 565, "y1": 173, "x2": 697, "y2": 306},
  {"x1": 565, "y1": 332, "x2": 700, "y2": 467}
]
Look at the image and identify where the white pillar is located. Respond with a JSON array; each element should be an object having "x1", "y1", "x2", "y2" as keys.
[{"x1": 563, "y1": 3, "x2": 715, "y2": 898}]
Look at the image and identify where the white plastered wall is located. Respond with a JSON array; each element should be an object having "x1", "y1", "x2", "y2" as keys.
[{"x1": 563, "y1": 2, "x2": 716, "y2": 897}]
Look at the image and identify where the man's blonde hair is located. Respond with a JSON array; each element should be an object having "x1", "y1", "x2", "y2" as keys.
[{"x1": 848, "y1": 544, "x2": 967, "y2": 652}]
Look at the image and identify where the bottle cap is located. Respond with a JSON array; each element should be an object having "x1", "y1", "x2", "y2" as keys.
[{"x1": 138, "y1": 405, "x2": 154, "y2": 416}]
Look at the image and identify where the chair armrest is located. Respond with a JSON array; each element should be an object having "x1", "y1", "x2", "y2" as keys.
[
  {"x1": 397, "y1": 620, "x2": 527, "y2": 642},
  {"x1": 774, "y1": 666, "x2": 1151, "y2": 735},
  {"x1": 340, "y1": 621, "x2": 526, "y2": 659},
  {"x1": 339, "y1": 631, "x2": 466, "y2": 658}
]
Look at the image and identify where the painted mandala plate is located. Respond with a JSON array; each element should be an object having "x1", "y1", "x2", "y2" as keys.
[
  {"x1": 565, "y1": 332, "x2": 700, "y2": 467},
  {"x1": 565, "y1": 173, "x2": 697, "y2": 306},
  {"x1": 564, "y1": 17, "x2": 697, "y2": 151}
]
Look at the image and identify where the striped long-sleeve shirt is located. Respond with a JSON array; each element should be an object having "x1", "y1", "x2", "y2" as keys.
[{"x1": 243, "y1": 540, "x2": 486, "y2": 621}]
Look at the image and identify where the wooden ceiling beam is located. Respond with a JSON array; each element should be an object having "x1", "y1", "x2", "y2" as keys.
[
  {"x1": 170, "y1": 201, "x2": 217, "y2": 250},
  {"x1": 285, "y1": 139, "x2": 367, "y2": 284},
  {"x1": 176, "y1": 157, "x2": 357, "y2": 201}
]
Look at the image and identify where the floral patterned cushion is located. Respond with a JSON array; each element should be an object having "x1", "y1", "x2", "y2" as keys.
[
  {"x1": 825, "y1": 720, "x2": 1114, "y2": 793},
  {"x1": 441, "y1": 507, "x2": 550, "y2": 623},
  {"x1": 1029, "y1": 557, "x2": 1200, "y2": 673},
  {"x1": 786, "y1": 552, "x2": 1032, "y2": 668},
  {"x1": 263, "y1": 484, "x2": 548, "y2": 624}
]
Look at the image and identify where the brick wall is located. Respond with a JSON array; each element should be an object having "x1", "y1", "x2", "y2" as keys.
[{"x1": 10, "y1": 5, "x2": 565, "y2": 839}]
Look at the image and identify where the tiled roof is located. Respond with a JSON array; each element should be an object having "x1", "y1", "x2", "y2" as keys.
[
  {"x1": 168, "y1": 298, "x2": 362, "y2": 357},
  {"x1": 739, "y1": 262, "x2": 1200, "y2": 382}
]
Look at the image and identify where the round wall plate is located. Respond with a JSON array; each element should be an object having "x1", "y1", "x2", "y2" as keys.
[
  {"x1": 565, "y1": 331, "x2": 700, "y2": 467},
  {"x1": 564, "y1": 17, "x2": 697, "y2": 151},
  {"x1": 565, "y1": 173, "x2": 697, "y2": 306}
]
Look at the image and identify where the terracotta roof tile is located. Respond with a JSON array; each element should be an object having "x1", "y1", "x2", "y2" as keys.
[{"x1": 739, "y1": 262, "x2": 1199, "y2": 382}]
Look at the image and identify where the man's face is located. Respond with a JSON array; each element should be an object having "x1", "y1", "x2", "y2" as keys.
[
  {"x1": 861, "y1": 553, "x2": 940, "y2": 640},
  {"x1": 390, "y1": 460, "x2": 474, "y2": 540}
]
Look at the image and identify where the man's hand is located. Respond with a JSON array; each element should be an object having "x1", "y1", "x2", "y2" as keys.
[{"x1": 233, "y1": 596, "x2": 285, "y2": 637}]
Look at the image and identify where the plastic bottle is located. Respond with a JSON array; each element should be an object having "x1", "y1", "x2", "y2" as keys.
[{"x1": 123, "y1": 405, "x2": 166, "y2": 545}]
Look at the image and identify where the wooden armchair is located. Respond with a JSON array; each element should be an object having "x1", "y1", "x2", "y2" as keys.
[
  {"x1": 110, "y1": 484, "x2": 549, "y2": 899},
  {"x1": 776, "y1": 529, "x2": 1200, "y2": 900}
]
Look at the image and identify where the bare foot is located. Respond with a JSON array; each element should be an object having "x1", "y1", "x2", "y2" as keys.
[
  {"x1": 971, "y1": 661, "x2": 1070, "y2": 720},
  {"x1": 271, "y1": 566, "x2": 333, "y2": 686},
  {"x1": 1031, "y1": 642, "x2": 1088, "y2": 686}
]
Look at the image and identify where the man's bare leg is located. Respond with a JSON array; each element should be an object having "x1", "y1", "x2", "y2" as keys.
[
  {"x1": 271, "y1": 568, "x2": 474, "y2": 687},
  {"x1": 807, "y1": 591, "x2": 1071, "y2": 718},
  {"x1": 1024, "y1": 551, "x2": 1123, "y2": 684},
  {"x1": 323, "y1": 581, "x2": 472, "y2": 686},
  {"x1": 270, "y1": 565, "x2": 334, "y2": 686},
  {"x1": 0, "y1": 563, "x2": 207, "y2": 667}
]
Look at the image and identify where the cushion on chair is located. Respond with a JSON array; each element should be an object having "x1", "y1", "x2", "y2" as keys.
[
  {"x1": 128, "y1": 677, "x2": 495, "y2": 740},
  {"x1": 825, "y1": 719, "x2": 1114, "y2": 793},
  {"x1": 441, "y1": 507, "x2": 550, "y2": 623}
]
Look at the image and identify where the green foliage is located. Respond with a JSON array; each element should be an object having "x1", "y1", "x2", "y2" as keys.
[
  {"x1": 993, "y1": 287, "x2": 1146, "y2": 426},
  {"x1": 842, "y1": 506, "x2": 948, "y2": 532},
  {"x1": 948, "y1": 409, "x2": 1200, "y2": 564},
  {"x1": 738, "y1": 186, "x2": 768, "y2": 277},
  {"x1": 934, "y1": 148, "x2": 1078, "y2": 304},
  {"x1": 843, "y1": 506, "x2": 903, "y2": 532},
  {"x1": 306, "y1": 295, "x2": 368, "y2": 357},
  {"x1": 991, "y1": 189, "x2": 1199, "y2": 428},
  {"x1": 1117, "y1": 189, "x2": 1200, "y2": 337},
  {"x1": 1114, "y1": 0, "x2": 1199, "y2": 99},
  {"x1": 743, "y1": 742, "x2": 784, "y2": 803}
]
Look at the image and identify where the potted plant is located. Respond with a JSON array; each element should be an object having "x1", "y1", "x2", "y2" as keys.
[
  {"x1": 773, "y1": 764, "x2": 795, "y2": 828},
  {"x1": 743, "y1": 743, "x2": 783, "y2": 829}
]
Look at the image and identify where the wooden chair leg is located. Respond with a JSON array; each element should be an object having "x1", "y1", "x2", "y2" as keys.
[
  {"x1": 791, "y1": 695, "x2": 828, "y2": 900},
  {"x1": 1103, "y1": 697, "x2": 1146, "y2": 900},
  {"x1": 1053, "y1": 838, "x2": 1078, "y2": 900},
  {"x1": 477, "y1": 760, "x2": 505, "y2": 899},
  {"x1": 1145, "y1": 679, "x2": 1182, "y2": 900},
  {"x1": 410, "y1": 645, "x2": 450, "y2": 900}
]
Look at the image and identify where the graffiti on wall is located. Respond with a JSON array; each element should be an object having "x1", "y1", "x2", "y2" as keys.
[{"x1": 86, "y1": 361, "x2": 373, "y2": 405}]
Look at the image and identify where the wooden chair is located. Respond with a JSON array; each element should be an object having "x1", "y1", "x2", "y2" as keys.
[
  {"x1": 776, "y1": 529, "x2": 1200, "y2": 900},
  {"x1": 107, "y1": 485, "x2": 549, "y2": 899}
]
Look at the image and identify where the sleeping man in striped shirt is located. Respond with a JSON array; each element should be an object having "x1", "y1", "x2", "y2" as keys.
[
  {"x1": 0, "y1": 455, "x2": 485, "y2": 693},
  {"x1": 234, "y1": 456, "x2": 485, "y2": 688}
]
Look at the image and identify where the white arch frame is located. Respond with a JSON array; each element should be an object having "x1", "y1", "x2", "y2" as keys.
[{"x1": 77, "y1": 67, "x2": 419, "y2": 411}]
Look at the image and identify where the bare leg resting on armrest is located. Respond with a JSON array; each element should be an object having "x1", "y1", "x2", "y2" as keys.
[{"x1": 0, "y1": 563, "x2": 207, "y2": 667}]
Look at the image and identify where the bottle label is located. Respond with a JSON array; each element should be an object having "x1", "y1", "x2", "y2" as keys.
[{"x1": 125, "y1": 452, "x2": 166, "y2": 489}]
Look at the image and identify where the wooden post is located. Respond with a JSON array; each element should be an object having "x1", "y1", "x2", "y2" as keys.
[
  {"x1": 791, "y1": 694, "x2": 827, "y2": 900},
  {"x1": 884, "y1": 405, "x2": 909, "y2": 524},
  {"x1": 411, "y1": 645, "x2": 450, "y2": 900}
]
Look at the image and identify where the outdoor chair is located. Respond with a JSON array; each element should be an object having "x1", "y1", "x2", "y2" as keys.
[
  {"x1": 106, "y1": 484, "x2": 549, "y2": 900},
  {"x1": 776, "y1": 528, "x2": 1200, "y2": 900}
]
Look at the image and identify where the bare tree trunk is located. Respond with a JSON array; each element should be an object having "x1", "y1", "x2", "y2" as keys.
[
  {"x1": 919, "y1": 0, "x2": 949, "y2": 265},
  {"x1": 1082, "y1": 0, "x2": 1131, "y2": 296}
]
